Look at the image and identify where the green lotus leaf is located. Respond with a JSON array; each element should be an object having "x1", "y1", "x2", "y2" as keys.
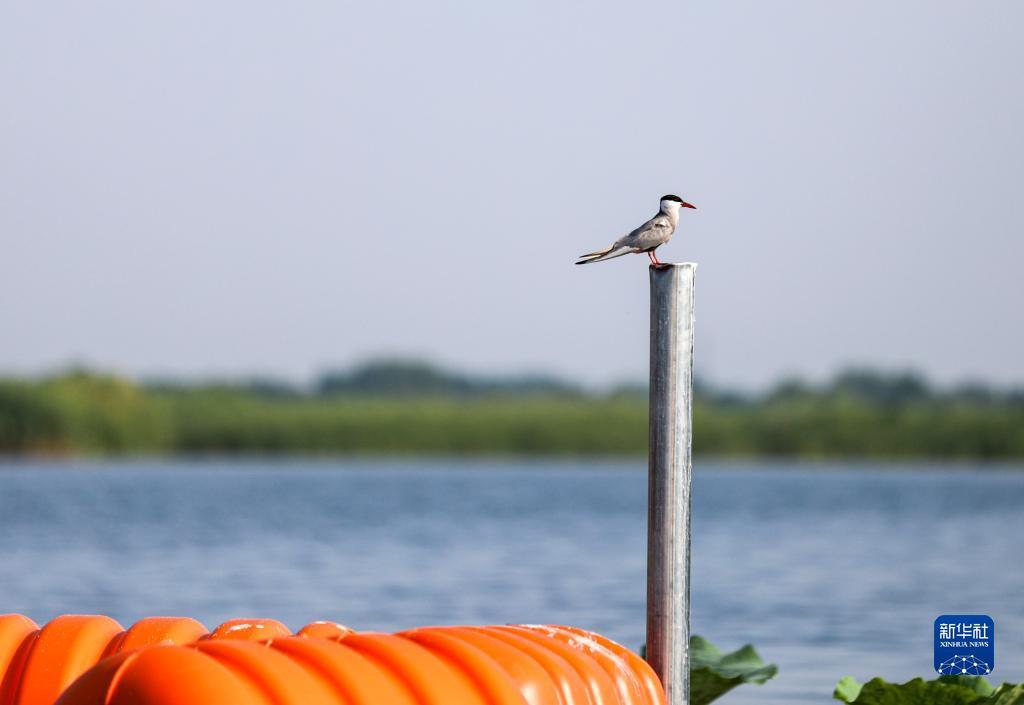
[
  {"x1": 835, "y1": 676, "x2": 865, "y2": 702},
  {"x1": 688, "y1": 636, "x2": 778, "y2": 705},
  {"x1": 834, "y1": 676, "x2": 1023, "y2": 705},
  {"x1": 638, "y1": 637, "x2": 777, "y2": 704},
  {"x1": 988, "y1": 684, "x2": 1024, "y2": 705},
  {"x1": 938, "y1": 676, "x2": 996, "y2": 696}
]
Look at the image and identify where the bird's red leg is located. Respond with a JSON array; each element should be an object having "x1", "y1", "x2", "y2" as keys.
[
  {"x1": 648, "y1": 252, "x2": 656, "y2": 265},
  {"x1": 651, "y1": 251, "x2": 662, "y2": 265}
]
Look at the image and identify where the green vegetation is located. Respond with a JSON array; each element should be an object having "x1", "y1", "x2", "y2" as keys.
[
  {"x1": 1, "y1": 362, "x2": 1022, "y2": 458},
  {"x1": 640, "y1": 636, "x2": 777, "y2": 704},
  {"x1": 835, "y1": 675, "x2": 1024, "y2": 705},
  {"x1": 687, "y1": 636, "x2": 778, "y2": 704},
  {"x1": 644, "y1": 641, "x2": 1024, "y2": 705}
]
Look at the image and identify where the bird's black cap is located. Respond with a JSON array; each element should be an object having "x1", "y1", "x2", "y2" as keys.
[{"x1": 660, "y1": 194, "x2": 683, "y2": 203}]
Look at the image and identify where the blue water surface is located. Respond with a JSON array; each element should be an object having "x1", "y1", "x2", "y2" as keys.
[{"x1": 0, "y1": 458, "x2": 1021, "y2": 703}]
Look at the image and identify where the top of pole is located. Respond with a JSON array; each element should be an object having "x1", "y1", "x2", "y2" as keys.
[{"x1": 649, "y1": 262, "x2": 698, "y2": 270}]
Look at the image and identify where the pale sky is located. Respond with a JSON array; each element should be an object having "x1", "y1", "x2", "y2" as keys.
[{"x1": 2, "y1": 1, "x2": 1022, "y2": 388}]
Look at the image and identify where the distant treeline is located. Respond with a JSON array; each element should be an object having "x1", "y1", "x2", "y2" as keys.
[{"x1": 1, "y1": 361, "x2": 1022, "y2": 459}]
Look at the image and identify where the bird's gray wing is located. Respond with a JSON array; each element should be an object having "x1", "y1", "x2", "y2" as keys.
[{"x1": 616, "y1": 214, "x2": 674, "y2": 252}]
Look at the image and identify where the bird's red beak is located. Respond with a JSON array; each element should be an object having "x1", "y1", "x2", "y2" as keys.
[{"x1": 682, "y1": 201, "x2": 696, "y2": 209}]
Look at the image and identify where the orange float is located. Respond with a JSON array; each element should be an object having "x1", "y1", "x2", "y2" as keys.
[
  {"x1": 207, "y1": 618, "x2": 292, "y2": 642},
  {"x1": 14, "y1": 614, "x2": 123, "y2": 705},
  {"x1": 0, "y1": 615, "x2": 664, "y2": 705},
  {"x1": 111, "y1": 616, "x2": 208, "y2": 654},
  {"x1": 418, "y1": 626, "x2": 563, "y2": 705},
  {"x1": 0, "y1": 614, "x2": 39, "y2": 705},
  {"x1": 269, "y1": 637, "x2": 419, "y2": 705}
]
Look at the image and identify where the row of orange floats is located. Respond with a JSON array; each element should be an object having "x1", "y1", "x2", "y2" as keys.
[{"x1": 0, "y1": 614, "x2": 665, "y2": 705}]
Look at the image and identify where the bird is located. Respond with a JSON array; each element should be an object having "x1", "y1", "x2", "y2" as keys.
[{"x1": 575, "y1": 194, "x2": 696, "y2": 266}]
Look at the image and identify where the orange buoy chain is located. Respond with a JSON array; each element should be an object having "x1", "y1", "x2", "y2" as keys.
[{"x1": 0, "y1": 614, "x2": 665, "y2": 705}]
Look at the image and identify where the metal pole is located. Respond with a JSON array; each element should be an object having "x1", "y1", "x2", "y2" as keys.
[{"x1": 646, "y1": 262, "x2": 696, "y2": 705}]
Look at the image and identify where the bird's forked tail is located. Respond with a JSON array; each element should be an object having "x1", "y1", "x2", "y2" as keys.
[{"x1": 575, "y1": 245, "x2": 630, "y2": 265}]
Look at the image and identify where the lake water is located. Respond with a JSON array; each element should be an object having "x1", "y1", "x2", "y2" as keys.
[{"x1": 0, "y1": 459, "x2": 1021, "y2": 703}]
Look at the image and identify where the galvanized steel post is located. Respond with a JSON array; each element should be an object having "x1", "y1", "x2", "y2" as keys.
[{"x1": 646, "y1": 262, "x2": 696, "y2": 705}]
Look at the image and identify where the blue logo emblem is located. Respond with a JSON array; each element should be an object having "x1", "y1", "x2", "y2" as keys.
[{"x1": 934, "y1": 615, "x2": 994, "y2": 676}]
